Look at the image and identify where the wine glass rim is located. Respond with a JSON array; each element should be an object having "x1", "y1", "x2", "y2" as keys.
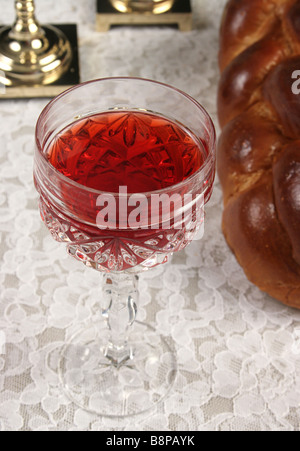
[{"x1": 35, "y1": 76, "x2": 216, "y2": 198}]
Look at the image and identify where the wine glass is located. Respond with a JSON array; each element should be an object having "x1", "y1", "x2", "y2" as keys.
[{"x1": 34, "y1": 77, "x2": 216, "y2": 417}]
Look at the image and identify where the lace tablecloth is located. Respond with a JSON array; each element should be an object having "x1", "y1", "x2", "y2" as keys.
[{"x1": 1, "y1": 0, "x2": 300, "y2": 432}]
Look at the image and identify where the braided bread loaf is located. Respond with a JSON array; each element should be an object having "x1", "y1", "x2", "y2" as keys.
[{"x1": 217, "y1": 0, "x2": 300, "y2": 308}]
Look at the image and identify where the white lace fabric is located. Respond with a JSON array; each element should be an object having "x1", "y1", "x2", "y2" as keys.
[{"x1": 0, "y1": 0, "x2": 300, "y2": 432}]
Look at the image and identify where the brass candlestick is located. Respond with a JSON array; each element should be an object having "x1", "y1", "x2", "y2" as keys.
[
  {"x1": 97, "y1": 0, "x2": 193, "y2": 32},
  {"x1": 110, "y1": 0, "x2": 175, "y2": 14},
  {"x1": 0, "y1": 0, "x2": 72, "y2": 88}
]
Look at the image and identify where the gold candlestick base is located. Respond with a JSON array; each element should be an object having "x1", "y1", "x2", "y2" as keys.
[
  {"x1": 0, "y1": 24, "x2": 72, "y2": 87},
  {"x1": 0, "y1": 1, "x2": 80, "y2": 99},
  {"x1": 0, "y1": 24, "x2": 80, "y2": 99},
  {"x1": 110, "y1": 0, "x2": 174, "y2": 14},
  {"x1": 96, "y1": 0, "x2": 193, "y2": 32},
  {"x1": 0, "y1": 0, "x2": 73, "y2": 88}
]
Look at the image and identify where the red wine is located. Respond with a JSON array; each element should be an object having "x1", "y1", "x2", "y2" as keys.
[
  {"x1": 39, "y1": 110, "x2": 213, "y2": 270},
  {"x1": 47, "y1": 110, "x2": 205, "y2": 193}
]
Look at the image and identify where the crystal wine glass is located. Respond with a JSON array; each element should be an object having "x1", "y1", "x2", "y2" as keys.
[{"x1": 34, "y1": 77, "x2": 216, "y2": 417}]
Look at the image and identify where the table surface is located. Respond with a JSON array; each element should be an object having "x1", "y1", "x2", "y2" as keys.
[{"x1": 0, "y1": 0, "x2": 300, "y2": 432}]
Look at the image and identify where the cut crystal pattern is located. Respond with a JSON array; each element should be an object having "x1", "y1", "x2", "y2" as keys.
[{"x1": 39, "y1": 195, "x2": 204, "y2": 272}]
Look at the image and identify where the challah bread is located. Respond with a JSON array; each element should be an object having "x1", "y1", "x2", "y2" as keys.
[{"x1": 217, "y1": 0, "x2": 300, "y2": 308}]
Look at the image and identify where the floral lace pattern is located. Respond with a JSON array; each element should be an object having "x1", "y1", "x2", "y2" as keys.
[{"x1": 1, "y1": 0, "x2": 300, "y2": 431}]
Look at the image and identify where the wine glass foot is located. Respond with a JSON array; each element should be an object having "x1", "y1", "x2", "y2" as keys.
[{"x1": 58, "y1": 321, "x2": 177, "y2": 418}]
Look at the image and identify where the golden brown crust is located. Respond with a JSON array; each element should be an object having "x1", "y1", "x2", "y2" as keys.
[
  {"x1": 219, "y1": 0, "x2": 283, "y2": 70},
  {"x1": 218, "y1": 0, "x2": 300, "y2": 308},
  {"x1": 222, "y1": 176, "x2": 300, "y2": 308},
  {"x1": 273, "y1": 143, "x2": 300, "y2": 265}
]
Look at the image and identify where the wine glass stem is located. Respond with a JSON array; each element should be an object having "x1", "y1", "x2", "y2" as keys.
[{"x1": 102, "y1": 272, "x2": 138, "y2": 368}]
